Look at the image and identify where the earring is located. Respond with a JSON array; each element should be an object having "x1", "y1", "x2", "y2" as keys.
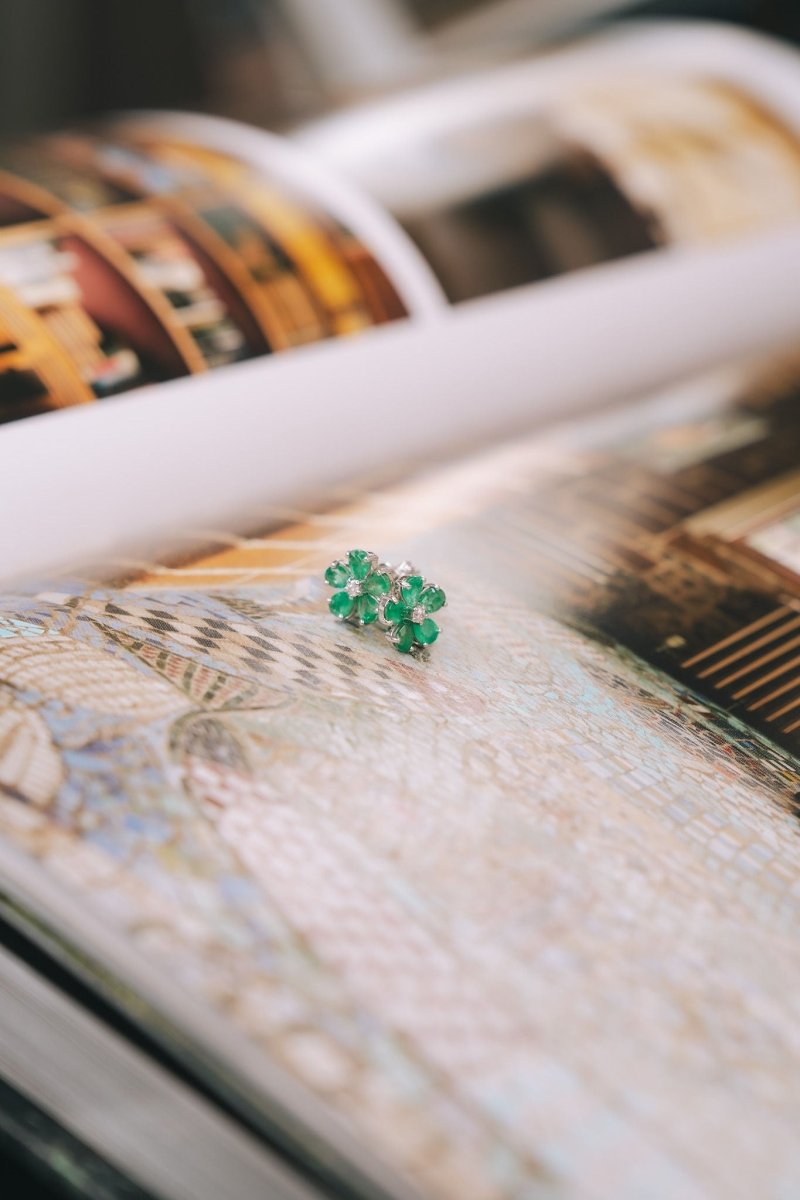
[
  {"x1": 324, "y1": 551, "x2": 446, "y2": 654},
  {"x1": 380, "y1": 565, "x2": 446, "y2": 654},
  {"x1": 324, "y1": 549, "x2": 392, "y2": 627}
]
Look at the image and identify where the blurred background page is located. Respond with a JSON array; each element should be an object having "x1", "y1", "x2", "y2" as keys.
[{"x1": 0, "y1": 6, "x2": 800, "y2": 564}]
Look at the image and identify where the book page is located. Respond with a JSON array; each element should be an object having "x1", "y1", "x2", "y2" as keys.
[
  {"x1": 0, "y1": 121, "x2": 439, "y2": 429},
  {"x1": 0, "y1": 359, "x2": 799, "y2": 1199},
  {"x1": 2, "y1": 216, "x2": 800, "y2": 583},
  {"x1": 3, "y1": 20, "x2": 800, "y2": 580},
  {"x1": 5, "y1": 19, "x2": 800, "y2": 582}
]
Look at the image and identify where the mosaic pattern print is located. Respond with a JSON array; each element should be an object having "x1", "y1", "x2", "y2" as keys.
[
  {"x1": 474, "y1": 374, "x2": 800, "y2": 758},
  {"x1": 3, "y1": 385, "x2": 800, "y2": 1198}
]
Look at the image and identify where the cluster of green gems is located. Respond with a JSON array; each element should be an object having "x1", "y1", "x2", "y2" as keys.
[{"x1": 324, "y1": 549, "x2": 446, "y2": 654}]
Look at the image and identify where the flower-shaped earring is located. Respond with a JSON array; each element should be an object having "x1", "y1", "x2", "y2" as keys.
[
  {"x1": 324, "y1": 549, "x2": 392, "y2": 627},
  {"x1": 324, "y1": 551, "x2": 447, "y2": 654},
  {"x1": 382, "y1": 570, "x2": 446, "y2": 653}
]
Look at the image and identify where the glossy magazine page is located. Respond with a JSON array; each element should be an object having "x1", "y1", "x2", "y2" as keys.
[
  {"x1": 0, "y1": 119, "x2": 439, "y2": 426},
  {"x1": 0, "y1": 360, "x2": 800, "y2": 1199},
  {"x1": 2, "y1": 21, "x2": 800, "y2": 1200},
  {"x1": 4, "y1": 20, "x2": 800, "y2": 582}
]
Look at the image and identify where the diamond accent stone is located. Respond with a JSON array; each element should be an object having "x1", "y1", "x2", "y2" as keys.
[
  {"x1": 345, "y1": 579, "x2": 362, "y2": 597},
  {"x1": 411, "y1": 604, "x2": 426, "y2": 624}
]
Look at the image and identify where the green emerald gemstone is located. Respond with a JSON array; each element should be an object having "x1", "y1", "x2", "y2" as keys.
[
  {"x1": 356, "y1": 594, "x2": 379, "y2": 624},
  {"x1": 384, "y1": 598, "x2": 406, "y2": 624},
  {"x1": 325, "y1": 562, "x2": 349, "y2": 588},
  {"x1": 394, "y1": 621, "x2": 416, "y2": 653},
  {"x1": 364, "y1": 571, "x2": 391, "y2": 598},
  {"x1": 347, "y1": 549, "x2": 372, "y2": 580},
  {"x1": 329, "y1": 591, "x2": 354, "y2": 619},
  {"x1": 414, "y1": 618, "x2": 439, "y2": 645},
  {"x1": 421, "y1": 585, "x2": 445, "y2": 613},
  {"x1": 399, "y1": 575, "x2": 424, "y2": 605}
]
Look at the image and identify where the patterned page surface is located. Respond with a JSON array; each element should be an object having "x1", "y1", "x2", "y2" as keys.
[{"x1": 1, "y1": 370, "x2": 800, "y2": 1199}]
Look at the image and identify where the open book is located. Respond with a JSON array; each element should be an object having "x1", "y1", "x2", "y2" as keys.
[{"x1": 1, "y1": 19, "x2": 800, "y2": 1200}]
